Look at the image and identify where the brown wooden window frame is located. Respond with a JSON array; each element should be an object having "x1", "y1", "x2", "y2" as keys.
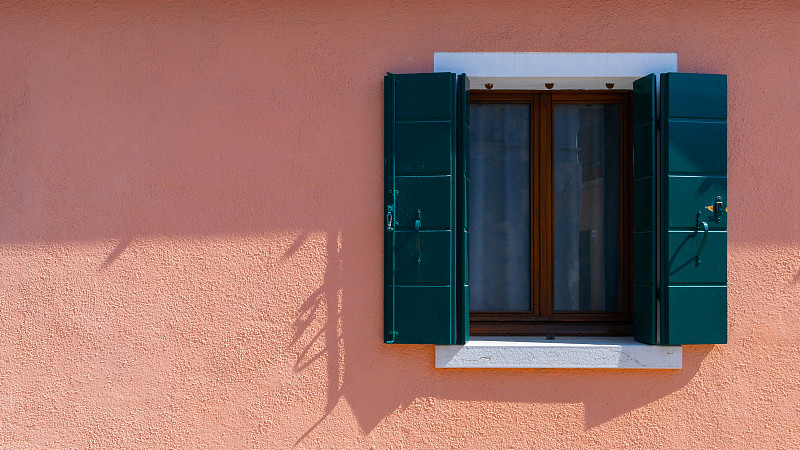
[{"x1": 469, "y1": 90, "x2": 633, "y2": 336}]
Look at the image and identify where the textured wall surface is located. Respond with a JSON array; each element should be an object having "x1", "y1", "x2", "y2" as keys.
[{"x1": 1, "y1": 0, "x2": 799, "y2": 447}]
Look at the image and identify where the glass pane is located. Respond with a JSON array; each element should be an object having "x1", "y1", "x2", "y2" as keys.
[
  {"x1": 469, "y1": 104, "x2": 531, "y2": 312},
  {"x1": 553, "y1": 104, "x2": 620, "y2": 312}
]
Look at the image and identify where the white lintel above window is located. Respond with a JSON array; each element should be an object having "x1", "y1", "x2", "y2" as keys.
[{"x1": 433, "y1": 52, "x2": 678, "y2": 90}]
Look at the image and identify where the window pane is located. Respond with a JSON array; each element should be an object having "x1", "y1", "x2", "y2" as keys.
[
  {"x1": 469, "y1": 104, "x2": 531, "y2": 312},
  {"x1": 553, "y1": 104, "x2": 620, "y2": 312}
]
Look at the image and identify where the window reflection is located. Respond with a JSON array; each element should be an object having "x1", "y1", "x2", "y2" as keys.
[
  {"x1": 553, "y1": 104, "x2": 620, "y2": 312},
  {"x1": 469, "y1": 103, "x2": 531, "y2": 312}
]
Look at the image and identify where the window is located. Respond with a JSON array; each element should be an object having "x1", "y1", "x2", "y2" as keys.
[
  {"x1": 384, "y1": 54, "x2": 728, "y2": 348},
  {"x1": 468, "y1": 91, "x2": 633, "y2": 336}
]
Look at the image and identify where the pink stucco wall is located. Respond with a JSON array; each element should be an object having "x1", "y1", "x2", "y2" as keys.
[{"x1": 1, "y1": 1, "x2": 799, "y2": 447}]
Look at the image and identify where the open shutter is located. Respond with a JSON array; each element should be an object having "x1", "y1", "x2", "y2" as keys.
[
  {"x1": 660, "y1": 73, "x2": 727, "y2": 345},
  {"x1": 384, "y1": 72, "x2": 469, "y2": 344},
  {"x1": 456, "y1": 74, "x2": 470, "y2": 344},
  {"x1": 632, "y1": 74, "x2": 658, "y2": 344}
]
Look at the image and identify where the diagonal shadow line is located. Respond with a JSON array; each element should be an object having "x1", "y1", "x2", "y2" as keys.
[
  {"x1": 668, "y1": 232, "x2": 697, "y2": 276},
  {"x1": 293, "y1": 327, "x2": 325, "y2": 372},
  {"x1": 669, "y1": 257, "x2": 696, "y2": 276},
  {"x1": 289, "y1": 289, "x2": 324, "y2": 348},
  {"x1": 294, "y1": 331, "x2": 345, "y2": 372},
  {"x1": 295, "y1": 350, "x2": 326, "y2": 373},
  {"x1": 100, "y1": 237, "x2": 132, "y2": 269},
  {"x1": 295, "y1": 408, "x2": 334, "y2": 446},
  {"x1": 281, "y1": 231, "x2": 311, "y2": 262}
]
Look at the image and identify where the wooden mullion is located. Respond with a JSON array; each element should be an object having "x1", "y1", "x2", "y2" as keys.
[
  {"x1": 472, "y1": 312, "x2": 628, "y2": 322},
  {"x1": 471, "y1": 312, "x2": 538, "y2": 321},
  {"x1": 470, "y1": 91, "x2": 536, "y2": 103},
  {"x1": 540, "y1": 93, "x2": 554, "y2": 320},
  {"x1": 531, "y1": 95, "x2": 540, "y2": 317},
  {"x1": 549, "y1": 311, "x2": 630, "y2": 320},
  {"x1": 549, "y1": 92, "x2": 631, "y2": 102},
  {"x1": 469, "y1": 321, "x2": 633, "y2": 336}
]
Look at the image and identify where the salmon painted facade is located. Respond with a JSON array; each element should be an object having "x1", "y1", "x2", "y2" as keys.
[{"x1": 1, "y1": 1, "x2": 799, "y2": 447}]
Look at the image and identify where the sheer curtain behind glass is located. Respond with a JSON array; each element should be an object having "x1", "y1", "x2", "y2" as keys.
[
  {"x1": 553, "y1": 104, "x2": 620, "y2": 312},
  {"x1": 469, "y1": 104, "x2": 531, "y2": 311}
]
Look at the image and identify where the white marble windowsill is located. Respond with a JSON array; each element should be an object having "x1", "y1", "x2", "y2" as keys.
[{"x1": 435, "y1": 337, "x2": 682, "y2": 369}]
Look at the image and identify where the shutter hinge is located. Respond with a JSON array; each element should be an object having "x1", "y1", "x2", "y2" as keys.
[{"x1": 386, "y1": 205, "x2": 394, "y2": 232}]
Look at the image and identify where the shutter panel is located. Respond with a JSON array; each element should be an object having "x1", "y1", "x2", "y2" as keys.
[
  {"x1": 456, "y1": 74, "x2": 470, "y2": 344},
  {"x1": 384, "y1": 72, "x2": 468, "y2": 344},
  {"x1": 660, "y1": 73, "x2": 727, "y2": 345},
  {"x1": 632, "y1": 74, "x2": 658, "y2": 344}
]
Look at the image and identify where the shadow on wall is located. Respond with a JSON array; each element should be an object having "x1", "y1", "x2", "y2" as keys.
[
  {"x1": 289, "y1": 229, "x2": 713, "y2": 441},
  {"x1": 290, "y1": 229, "x2": 345, "y2": 443}
]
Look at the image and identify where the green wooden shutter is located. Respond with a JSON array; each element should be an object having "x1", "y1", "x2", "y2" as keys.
[
  {"x1": 384, "y1": 72, "x2": 469, "y2": 344},
  {"x1": 456, "y1": 74, "x2": 470, "y2": 344},
  {"x1": 632, "y1": 74, "x2": 658, "y2": 344},
  {"x1": 660, "y1": 73, "x2": 727, "y2": 345}
]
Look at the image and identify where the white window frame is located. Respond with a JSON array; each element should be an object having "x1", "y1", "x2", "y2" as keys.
[{"x1": 433, "y1": 52, "x2": 681, "y2": 369}]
